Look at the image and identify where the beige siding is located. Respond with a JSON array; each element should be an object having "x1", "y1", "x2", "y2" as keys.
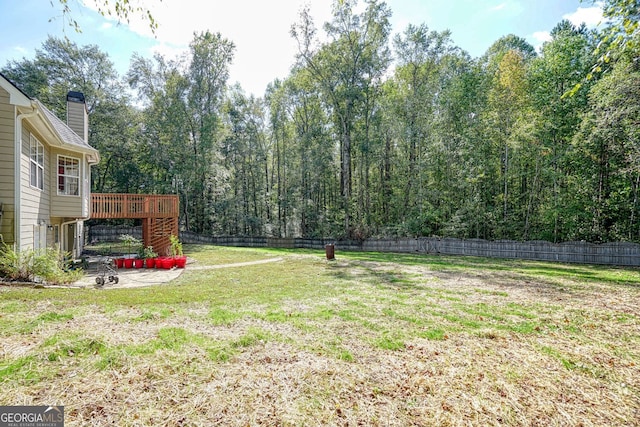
[
  {"x1": 0, "y1": 87, "x2": 15, "y2": 243},
  {"x1": 19, "y1": 124, "x2": 51, "y2": 250},
  {"x1": 0, "y1": 207, "x2": 15, "y2": 245},
  {"x1": 67, "y1": 101, "x2": 87, "y2": 142},
  {"x1": 50, "y1": 147, "x2": 82, "y2": 217},
  {"x1": 0, "y1": 87, "x2": 94, "y2": 251}
]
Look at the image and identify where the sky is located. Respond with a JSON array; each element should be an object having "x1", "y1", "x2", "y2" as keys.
[{"x1": 0, "y1": 0, "x2": 605, "y2": 97}]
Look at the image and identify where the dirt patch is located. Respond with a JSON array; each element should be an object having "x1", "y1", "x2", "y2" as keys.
[{"x1": 1, "y1": 254, "x2": 638, "y2": 426}]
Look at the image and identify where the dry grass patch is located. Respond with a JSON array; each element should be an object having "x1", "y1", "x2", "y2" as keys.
[{"x1": 1, "y1": 245, "x2": 639, "y2": 426}]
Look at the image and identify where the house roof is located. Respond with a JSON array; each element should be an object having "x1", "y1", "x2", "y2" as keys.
[
  {"x1": 0, "y1": 71, "x2": 31, "y2": 107},
  {"x1": 36, "y1": 100, "x2": 96, "y2": 152},
  {"x1": 0, "y1": 72, "x2": 100, "y2": 164}
]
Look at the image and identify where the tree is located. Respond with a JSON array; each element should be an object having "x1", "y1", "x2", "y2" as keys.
[
  {"x1": 1, "y1": 36, "x2": 140, "y2": 193},
  {"x1": 591, "y1": 0, "x2": 640, "y2": 65},
  {"x1": 128, "y1": 54, "x2": 192, "y2": 196},
  {"x1": 482, "y1": 34, "x2": 537, "y2": 67},
  {"x1": 485, "y1": 48, "x2": 534, "y2": 236},
  {"x1": 50, "y1": 0, "x2": 160, "y2": 34},
  {"x1": 128, "y1": 31, "x2": 235, "y2": 233},
  {"x1": 292, "y1": 0, "x2": 392, "y2": 237},
  {"x1": 390, "y1": 24, "x2": 459, "y2": 234},
  {"x1": 220, "y1": 88, "x2": 270, "y2": 235},
  {"x1": 275, "y1": 69, "x2": 340, "y2": 238},
  {"x1": 529, "y1": 20, "x2": 593, "y2": 241},
  {"x1": 185, "y1": 31, "x2": 235, "y2": 232},
  {"x1": 572, "y1": 60, "x2": 640, "y2": 241}
]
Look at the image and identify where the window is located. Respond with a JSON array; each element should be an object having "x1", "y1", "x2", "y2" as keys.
[
  {"x1": 30, "y1": 136, "x2": 44, "y2": 190},
  {"x1": 58, "y1": 156, "x2": 80, "y2": 196}
]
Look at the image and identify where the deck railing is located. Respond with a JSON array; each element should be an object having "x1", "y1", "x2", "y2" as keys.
[{"x1": 91, "y1": 193, "x2": 179, "y2": 219}]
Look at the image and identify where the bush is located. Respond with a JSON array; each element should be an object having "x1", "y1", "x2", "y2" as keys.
[
  {"x1": 139, "y1": 245, "x2": 157, "y2": 259},
  {"x1": 119, "y1": 234, "x2": 141, "y2": 255},
  {"x1": 0, "y1": 243, "x2": 34, "y2": 281},
  {"x1": 0, "y1": 243, "x2": 83, "y2": 285},
  {"x1": 169, "y1": 235, "x2": 183, "y2": 256}
]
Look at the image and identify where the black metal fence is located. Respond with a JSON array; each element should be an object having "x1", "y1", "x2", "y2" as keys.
[{"x1": 87, "y1": 226, "x2": 640, "y2": 267}]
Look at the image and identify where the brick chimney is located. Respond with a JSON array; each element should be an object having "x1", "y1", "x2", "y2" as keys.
[{"x1": 66, "y1": 91, "x2": 88, "y2": 142}]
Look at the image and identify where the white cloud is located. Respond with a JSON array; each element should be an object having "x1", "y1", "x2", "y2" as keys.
[
  {"x1": 13, "y1": 46, "x2": 29, "y2": 55},
  {"x1": 563, "y1": 4, "x2": 604, "y2": 28},
  {"x1": 100, "y1": 22, "x2": 112, "y2": 30},
  {"x1": 529, "y1": 3, "x2": 604, "y2": 55},
  {"x1": 150, "y1": 42, "x2": 188, "y2": 63},
  {"x1": 532, "y1": 31, "x2": 552, "y2": 44},
  {"x1": 488, "y1": 1, "x2": 523, "y2": 15},
  {"x1": 530, "y1": 30, "x2": 552, "y2": 53},
  {"x1": 82, "y1": 0, "x2": 334, "y2": 96}
]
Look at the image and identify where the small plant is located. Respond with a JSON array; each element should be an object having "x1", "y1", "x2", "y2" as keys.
[
  {"x1": 0, "y1": 242, "x2": 34, "y2": 281},
  {"x1": 139, "y1": 246, "x2": 157, "y2": 259},
  {"x1": 169, "y1": 235, "x2": 183, "y2": 257},
  {"x1": 119, "y1": 234, "x2": 141, "y2": 255}
]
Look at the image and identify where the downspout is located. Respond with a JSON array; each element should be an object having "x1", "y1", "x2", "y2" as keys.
[
  {"x1": 14, "y1": 107, "x2": 38, "y2": 251},
  {"x1": 55, "y1": 127, "x2": 95, "y2": 259},
  {"x1": 60, "y1": 155, "x2": 91, "y2": 257}
]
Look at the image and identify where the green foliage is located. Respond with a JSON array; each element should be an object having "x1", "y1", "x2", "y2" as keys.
[
  {"x1": 169, "y1": 235, "x2": 183, "y2": 256},
  {"x1": 119, "y1": 234, "x2": 141, "y2": 255},
  {"x1": 0, "y1": 242, "x2": 33, "y2": 281},
  {"x1": 139, "y1": 246, "x2": 157, "y2": 259},
  {"x1": 375, "y1": 333, "x2": 405, "y2": 351},
  {"x1": 210, "y1": 307, "x2": 241, "y2": 326},
  {"x1": 6, "y1": 2, "x2": 640, "y2": 243},
  {"x1": 0, "y1": 243, "x2": 82, "y2": 285},
  {"x1": 49, "y1": 0, "x2": 160, "y2": 35},
  {"x1": 571, "y1": 60, "x2": 640, "y2": 241},
  {"x1": 594, "y1": 0, "x2": 640, "y2": 67}
]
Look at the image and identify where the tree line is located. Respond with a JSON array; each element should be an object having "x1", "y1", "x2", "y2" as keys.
[{"x1": 3, "y1": 0, "x2": 639, "y2": 242}]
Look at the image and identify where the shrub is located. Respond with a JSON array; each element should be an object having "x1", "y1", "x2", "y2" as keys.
[
  {"x1": 169, "y1": 235, "x2": 183, "y2": 256},
  {"x1": 0, "y1": 242, "x2": 34, "y2": 281},
  {"x1": 119, "y1": 234, "x2": 141, "y2": 255},
  {"x1": 0, "y1": 243, "x2": 83, "y2": 285},
  {"x1": 139, "y1": 245, "x2": 157, "y2": 259}
]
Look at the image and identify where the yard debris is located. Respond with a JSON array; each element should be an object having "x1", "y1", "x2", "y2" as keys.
[{"x1": 0, "y1": 250, "x2": 638, "y2": 426}]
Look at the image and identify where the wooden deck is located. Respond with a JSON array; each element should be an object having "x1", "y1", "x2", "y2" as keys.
[
  {"x1": 91, "y1": 193, "x2": 179, "y2": 256},
  {"x1": 91, "y1": 193, "x2": 179, "y2": 219}
]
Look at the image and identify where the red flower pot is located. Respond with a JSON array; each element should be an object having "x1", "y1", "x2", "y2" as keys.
[
  {"x1": 115, "y1": 258, "x2": 124, "y2": 269},
  {"x1": 145, "y1": 258, "x2": 156, "y2": 268},
  {"x1": 133, "y1": 258, "x2": 144, "y2": 268},
  {"x1": 174, "y1": 256, "x2": 187, "y2": 269},
  {"x1": 157, "y1": 257, "x2": 174, "y2": 269},
  {"x1": 123, "y1": 258, "x2": 134, "y2": 269}
]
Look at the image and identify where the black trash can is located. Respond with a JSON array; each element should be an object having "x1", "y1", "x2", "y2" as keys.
[{"x1": 325, "y1": 244, "x2": 335, "y2": 260}]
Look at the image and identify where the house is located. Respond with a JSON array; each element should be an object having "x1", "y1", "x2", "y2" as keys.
[{"x1": 0, "y1": 73, "x2": 100, "y2": 259}]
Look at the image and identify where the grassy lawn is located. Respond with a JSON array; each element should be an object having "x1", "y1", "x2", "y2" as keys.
[{"x1": 1, "y1": 244, "x2": 639, "y2": 426}]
